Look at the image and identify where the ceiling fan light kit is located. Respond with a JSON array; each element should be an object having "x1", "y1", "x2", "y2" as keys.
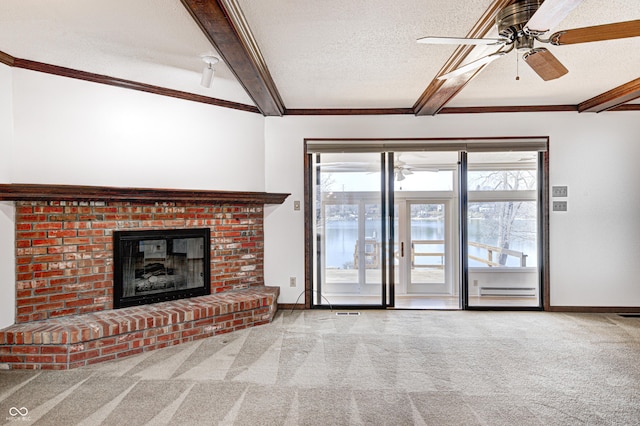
[{"x1": 418, "y1": 0, "x2": 640, "y2": 82}]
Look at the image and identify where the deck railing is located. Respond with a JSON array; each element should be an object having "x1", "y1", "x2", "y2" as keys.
[
  {"x1": 354, "y1": 239, "x2": 527, "y2": 268},
  {"x1": 468, "y1": 241, "x2": 528, "y2": 267}
]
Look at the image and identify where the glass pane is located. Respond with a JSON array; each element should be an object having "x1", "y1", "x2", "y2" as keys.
[
  {"x1": 468, "y1": 201, "x2": 537, "y2": 267},
  {"x1": 468, "y1": 152, "x2": 537, "y2": 192},
  {"x1": 364, "y1": 203, "x2": 383, "y2": 285},
  {"x1": 410, "y1": 203, "x2": 445, "y2": 288},
  {"x1": 467, "y1": 152, "x2": 540, "y2": 308},
  {"x1": 314, "y1": 153, "x2": 384, "y2": 306}
]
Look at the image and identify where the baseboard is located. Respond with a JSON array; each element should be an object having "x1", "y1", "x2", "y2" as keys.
[
  {"x1": 548, "y1": 306, "x2": 640, "y2": 313},
  {"x1": 278, "y1": 303, "x2": 306, "y2": 310}
]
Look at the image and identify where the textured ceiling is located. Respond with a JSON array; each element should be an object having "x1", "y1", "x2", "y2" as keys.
[
  {"x1": 0, "y1": 0, "x2": 639, "y2": 111},
  {"x1": 236, "y1": 0, "x2": 492, "y2": 109}
]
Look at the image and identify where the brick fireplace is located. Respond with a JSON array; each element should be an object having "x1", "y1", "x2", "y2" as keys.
[{"x1": 0, "y1": 184, "x2": 288, "y2": 369}]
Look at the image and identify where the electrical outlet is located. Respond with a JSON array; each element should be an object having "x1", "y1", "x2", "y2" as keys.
[
  {"x1": 553, "y1": 201, "x2": 568, "y2": 212},
  {"x1": 552, "y1": 186, "x2": 568, "y2": 197},
  {"x1": 293, "y1": 201, "x2": 301, "y2": 211},
  {"x1": 289, "y1": 276, "x2": 296, "y2": 287}
]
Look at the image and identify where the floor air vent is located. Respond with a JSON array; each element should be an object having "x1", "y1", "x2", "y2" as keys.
[{"x1": 336, "y1": 312, "x2": 360, "y2": 316}]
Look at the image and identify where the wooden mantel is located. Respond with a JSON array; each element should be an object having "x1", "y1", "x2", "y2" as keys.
[{"x1": 0, "y1": 184, "x2": 289, "y2": 205}]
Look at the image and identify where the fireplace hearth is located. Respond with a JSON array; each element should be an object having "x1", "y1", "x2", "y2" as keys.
[{"x1": 113, "y1": 228, "x2": 211, "y2": 308}]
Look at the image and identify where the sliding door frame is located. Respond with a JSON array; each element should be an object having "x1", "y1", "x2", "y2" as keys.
[
  {"x1": 463, "y1": 151, "x2": 548, "y2": 311},
  {"x1": 303, "y1": 137, "x2": 550, "y2": 311}
]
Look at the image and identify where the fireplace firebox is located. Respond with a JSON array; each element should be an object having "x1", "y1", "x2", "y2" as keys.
[{"x1": 113, "y1": 228, "x2": 211, "y2": 308}]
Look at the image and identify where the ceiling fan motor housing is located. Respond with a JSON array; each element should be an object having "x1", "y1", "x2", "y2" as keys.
[{"x1": 496, "y1": 0, "x2": 543, "y2": 50}]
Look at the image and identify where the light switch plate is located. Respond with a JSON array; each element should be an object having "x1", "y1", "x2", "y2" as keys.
[
  {"x1": 293, "y1": 200, "x2": 301, "y2": 211},
  {"x1": 553, "y1": 201, "x2": 567, "y2": 212},
  {"x1": 552, "y1": 186, "x2": 568, "y2": 197}
]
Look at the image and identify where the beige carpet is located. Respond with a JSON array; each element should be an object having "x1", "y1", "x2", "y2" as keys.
[{"x1": 1, "y1": 310, "x2": 639, "y2": 425}]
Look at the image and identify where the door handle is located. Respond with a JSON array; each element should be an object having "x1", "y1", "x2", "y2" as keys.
[{"x1": 401, "y1": 242, "x2": 404, "y2": 257}]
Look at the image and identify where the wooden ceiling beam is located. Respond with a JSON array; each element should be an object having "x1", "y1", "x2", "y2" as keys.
[
  {"x1": 181, "y1": 0, "x2": 285, "y2": 116},
  {"x1": 578, "y1": 77, "x2": 640, "y2": 113},
  {"x1": 0, "y1": 50, "x2": 15, "y2": 66},
  {"x1": 413, "y1": 0, "x2": 515, "y2": 116}
]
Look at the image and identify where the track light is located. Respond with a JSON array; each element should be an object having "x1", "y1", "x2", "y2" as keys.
[{"x1": 200, "y1": 56, "x2": 219, "y2": 88}]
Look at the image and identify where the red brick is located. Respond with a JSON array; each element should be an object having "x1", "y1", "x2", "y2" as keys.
[
  {"x1": 18, "y1": 214, "x2": 47, "y2": 222},
  {"x1": 157, "y1": 332, "x2": 180, "y2": 342},
  {"x1": 77, "y1": 229, "x2": 105, "y2": 237},
  {"x1": 32, "y1": 238, "x2": 62, "y2": 246},
  {"x1": 49, "y1": 293, "x2": 78, "y2": 302},
  {"x1": 78, "y1": 274, "x2": 106, "y2": 284},
  {"x1": 69, "y1": 350, "x2": 100, "y2": 362},
  {"x1": 101, "y1": 343, "x2": 130, "y2": 355},
  {"x1": 34, "y1": 270, "x2": 64, "y2": 279},
  {"x1": 79, "y1": 305, "x2": 105, "y2": 315},
  {"x1": 17, "y1": 296, "x2": 46, "y2": 307},
  {"x1": 34, "y1": 222, "x2": 63, "y2": 230},
  {"x1": 49, "y1": 309, "x2": 77, "y2": 318},
  {"x1": 91, "y1": 221, "x2": 117, "y2": 229},
  {"x1": 48, "y1": 230, "x2": 78, "y2": 238},
  {"x1": 11, "y1": 346, "x2": 39, "y2": 354},
  {"x1": 41, "y1": 346, "x2": 69, "y2": 354},
  {"x1": 64, "y1": 221, "x2": 91, "y2": 229},
  {"x1": 37, "y1": 302, "x2": 65, "y2": 311},
  {"x1": 51, "y1": 277, "x2": 78, "y2": 286},
  {"x1": 25, "y1": 354, "x2": 54, "y2": 363},
  {"x1": 0, "y1": 355, "x2": 25, "y2": 363},
  {"x1": 65, "y1": 299, "x2": 94, "y2": 308},
  {"x1": 97, "y1": 337, "x2": 117, "y2": 347},
  {"x1": 86, "y1": 354, "x2": 116, "y2": 365},
  {"x1": 33, "y1": 254, "x2": 64, "y2": 263}
]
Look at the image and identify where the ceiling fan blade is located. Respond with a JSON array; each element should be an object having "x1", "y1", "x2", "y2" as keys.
[
  {"x1": 549, "y1": 20, "x2": 640, "y2": 45},
  {"x1": 523, "y1": 48, "x2": 568, "y2": 81},
  {"x1": 524, "y1": 0, "x2": 583, "y2": 35},
  {"x1": 417, "y1": 36, "x2": 506, "y2": 46},
  {"x1": 437, "y1": 51, "x2": 508, "y2": 80}
]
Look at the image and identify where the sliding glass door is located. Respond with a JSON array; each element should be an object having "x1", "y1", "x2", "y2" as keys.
[
  {"x1": 312, "y1": 152, "x2": 389, "y2": 306},
  {"x1": 392, "y1": 151, "x2": 459, "y2": 309},
  {"x1": 306, "y1": 138, "x2": 547, "y2": 310},
  {"x1": 465, "y1": 152, "x2": 542, "y2": 308}
]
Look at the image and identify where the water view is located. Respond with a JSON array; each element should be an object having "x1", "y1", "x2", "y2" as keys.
[{"x1": 323, "y1": 218, "x2": 537, "y2": 269}]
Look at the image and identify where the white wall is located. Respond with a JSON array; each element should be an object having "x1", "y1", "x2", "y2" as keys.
[
  {"x1": 11, "y1": 69, "x2": 265, "y2": 191},
  {"x1": 264, "y1": 113, "x2": 640, "y2": 307},
  {"x1": 0, "y1": 64, "x2": 15, "y2": 328}
]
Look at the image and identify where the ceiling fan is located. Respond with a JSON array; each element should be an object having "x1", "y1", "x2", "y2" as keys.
[
  {"x1": 394, "y1": 159, "x2": 414, "y2": 181},
  {"x1": 417, "y1": 0, "x2": 640, "y2": 81}
]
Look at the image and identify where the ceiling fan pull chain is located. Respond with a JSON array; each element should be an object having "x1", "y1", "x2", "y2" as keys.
[{"x1": 515, "y1": 52, "x2": 520, "y2": 81}]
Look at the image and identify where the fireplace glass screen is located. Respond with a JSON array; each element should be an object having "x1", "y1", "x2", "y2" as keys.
[{"x1": 113, "y1": 228, "x2": 210, "y2": 308}]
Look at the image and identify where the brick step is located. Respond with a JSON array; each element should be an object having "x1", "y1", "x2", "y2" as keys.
[{"x1": 0, "y1": 286, "x2": 279, "y2": 370}]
